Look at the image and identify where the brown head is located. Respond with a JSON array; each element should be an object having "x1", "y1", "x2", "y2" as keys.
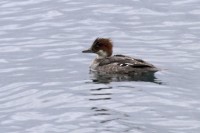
[{"x1": 82, "y1": 38, "x2": 113, "y2": 58}]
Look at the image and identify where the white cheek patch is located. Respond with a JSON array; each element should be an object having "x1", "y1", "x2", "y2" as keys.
[{"x1": 96, "y1": 50, "x2": 108, "y2": 59}]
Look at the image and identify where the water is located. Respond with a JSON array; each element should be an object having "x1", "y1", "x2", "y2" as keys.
[{"x1": 0, "y1": 0, "x2": 200, "y2": 132}]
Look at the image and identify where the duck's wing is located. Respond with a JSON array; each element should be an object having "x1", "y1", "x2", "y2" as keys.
[{"x1": 99, "y1": 54, "x2": 155, "y2": 68}]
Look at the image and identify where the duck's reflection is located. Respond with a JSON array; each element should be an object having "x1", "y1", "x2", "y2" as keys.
[
  {"x1": 88, "y1": 86, "x2": 139, "y2": 132},
  {"x1": 87, "y1": 71, "x2": 162, "y2": 132},
  {"x1": 90, "y1": 71, "x2": 162, "y2": 84},
  {"x1": 89, "y1": 86, "x2": 112, "y2": 101},
  {"x1": 91, "y1": 107, "x2": 110, "y2": 116},
  {"x1": 89, "y1": 86, "x2": 114, "y2": 123}
]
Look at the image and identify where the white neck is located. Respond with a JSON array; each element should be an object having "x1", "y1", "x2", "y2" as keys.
[{"x1": 96, "y1": 50, "x2": 108, "y2": 59}]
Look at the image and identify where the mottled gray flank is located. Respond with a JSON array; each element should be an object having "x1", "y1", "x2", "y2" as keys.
[
  {"x1": 0, "y1": 0, "x2": 200, "y2": 133},
  {"x1": 91, "y1": 55, "x2": 158, "y2": 74}
]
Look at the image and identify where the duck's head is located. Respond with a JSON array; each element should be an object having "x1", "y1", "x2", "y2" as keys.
[{"x1": 82, "y1": 38, "x2": 113, "y2": 59}]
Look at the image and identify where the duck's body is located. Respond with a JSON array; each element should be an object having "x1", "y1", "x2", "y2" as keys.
[
  {"x1": 83, "y1": 38, "x2": 158, "y2": 74},
  {"x1": 90, "y1": 54, "x2": 158, "y2": 74}
]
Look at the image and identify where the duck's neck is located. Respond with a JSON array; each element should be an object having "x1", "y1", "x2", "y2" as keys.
[{"x1": 96, "y1": 50, "x2": 109, "y2": 59}]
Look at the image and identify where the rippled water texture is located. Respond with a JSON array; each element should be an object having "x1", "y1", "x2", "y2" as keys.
[{"x1": 0, "y1": 0, "x2": 200, "y2": 133}]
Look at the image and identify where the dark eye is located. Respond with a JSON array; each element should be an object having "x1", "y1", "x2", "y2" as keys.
[{"x1": 95, "y1": 42, "x2": 101, "y2": 48}]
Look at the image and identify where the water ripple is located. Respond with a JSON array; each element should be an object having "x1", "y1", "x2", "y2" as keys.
[{"x1": 0, "y1": 0, "x2": 200, "y2": 133}]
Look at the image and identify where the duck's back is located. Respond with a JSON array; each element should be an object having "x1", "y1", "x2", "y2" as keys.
[{"x1": 93, "y1": 55, "x2": 158, "y2": 74}]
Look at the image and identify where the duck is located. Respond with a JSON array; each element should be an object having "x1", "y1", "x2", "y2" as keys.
[{"x1": 82, "y1": 38, "x2": 158, "y2": 74}]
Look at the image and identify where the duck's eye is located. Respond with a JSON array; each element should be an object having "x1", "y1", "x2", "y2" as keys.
[{"x1": 95, "y1": 42, "x2": 101, "y2": 48}]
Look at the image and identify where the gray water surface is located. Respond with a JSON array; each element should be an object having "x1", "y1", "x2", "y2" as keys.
[{"x1": 0, "y1": 0, "x2": 200, "y2": 133}]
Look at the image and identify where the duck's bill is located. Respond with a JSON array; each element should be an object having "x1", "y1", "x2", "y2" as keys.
[{"x1": 82, "y1": 48, "x2": 93, "y2": 53}]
